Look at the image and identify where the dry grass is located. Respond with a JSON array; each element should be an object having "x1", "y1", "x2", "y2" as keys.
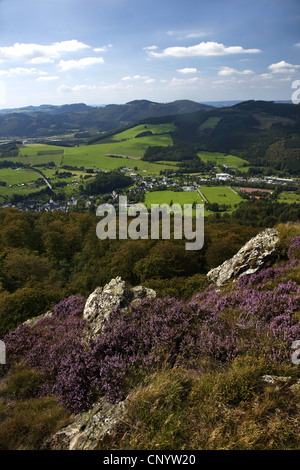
[{"x1": 96, "y1": 357, "x2": 300, "y2": 451}]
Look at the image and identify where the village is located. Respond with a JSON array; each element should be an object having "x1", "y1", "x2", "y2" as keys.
[{"x1": 0, "y1": 166, "x2": 297, "y2": 214}]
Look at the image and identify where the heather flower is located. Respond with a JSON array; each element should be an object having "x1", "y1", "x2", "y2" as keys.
[{"x1": 3, "y1": 235, "x2": 300, "y2": 413}]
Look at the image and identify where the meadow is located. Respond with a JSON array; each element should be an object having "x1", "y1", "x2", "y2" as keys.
[
  {"x1": 198, "y1": 151, "x2": 249, "y2": 168},
  {"x1": 0, "y1": 123, "x2": 251, "y2": 207},
  {"x1": 13, "y1": 123, "x2": 176, "y2": 173},
  {"x1": 278, "y1": 191, "x2": 300, "y2": 204},
  {"x1": 144, "y1": 190, "x2": 204, "y2": 208},
  {"x1": 199, "y1": 186, "x2": 243, "y2": 211},
  {"x1": 0, "y1": 168, "x2": 41, "y2": 185}
]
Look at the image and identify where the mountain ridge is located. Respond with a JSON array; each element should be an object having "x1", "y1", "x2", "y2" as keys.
[{"x1": 0, "y1": 99, "x2": 213, "y2": 138}]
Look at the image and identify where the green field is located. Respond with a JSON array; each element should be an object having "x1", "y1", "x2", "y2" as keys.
[
  {"x1": 11, "y1": 123, "x2": 176, "y2": 174},
  {"x1": 278, "y1": 191, "x2": 300, "y2": 204},
  {"x1": 198, "y1": 151, "x2": 249, "y2": 168},
  {"x1": 111, "y1": 123, "x2": 175, "y2": 141},
  {"x1": 199, "y1": 186, "x2": 243, "y2": 211},
  {"x1": 145, "y1": 190, "x2": 204, "y2": 208},
  {"x1": 0, "y1": 168, "x2": 41, "y2": 185},
  {"x1": 0, "y1": 124, "x2": 179, "y2": 201},
  {"x1": 199, "y1": 117, "x2": 221, "y2": 130},
  {"x1": 0, "y1": 184, "x2": 46, "y2": 202}
]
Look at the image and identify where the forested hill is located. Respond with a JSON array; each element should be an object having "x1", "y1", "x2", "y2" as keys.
[
  {"x1": 139, "y1": 100, "x2": 300, "y2": 173},
  {"x1": 0, "y1": 100, "x2": 213, "y2": 138}
]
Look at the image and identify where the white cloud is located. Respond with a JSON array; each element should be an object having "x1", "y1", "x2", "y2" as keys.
[
  {"x1": 121, "y1": 74, "x2": 150, "y2": 81},
  {"x1": 145, "y1": 78, "x2": 155, "y2": 84},
  {"x1": 218, "y1": 66, "x2": 254, "y2": 76},
  {"x1": 58, "y1": 57, "x2": 104, "y2": 72},
  {"x1": 0, "y1": 40, "x2": 89, "y2": 63},
  {"x1": 259, "y1": 73, "x2": 273, "y2": 80},
  {"x1": 268, "y1": 60, "x2": 300, "y2": 74},
  {"x1": 94, "y1": 44, "x2": 113, "y2": 52},
  {"x1": 171, "y1": 77, "x2": 201, "y2": 86},
  {"x1": 30, "y1": 57, "x2": 55, "y2": 65},
  {"x1": 143, "y1": 45, "x2": 158, "y2": 51},
  {"x1": 36, "y1": 75, "x2": 59, "y2": 81},
  {"x1": 148, "y1": 41, "x2": 261, "y2": 58},
  {"x1": 0, "y1": 67, "x2": 38, "y2": 76},
  {"x1": 58, "y1": 82, "x2": 134, "y2": 94},
  {"x1": 295, "y1": 43, "x2": 300, "y2": 48},
  {"x1": 177, "y1": 67, "x2": 198, "y2": 74}
]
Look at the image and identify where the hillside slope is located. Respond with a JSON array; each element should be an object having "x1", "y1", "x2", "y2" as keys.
[
  {"x1": 0, "y1": 222, "x2": 300, "y2": 450},
  {"x1": 0, "y1": 100, "x2": 213, "y2": 138},
  {"x1": 142, "y1": 100, "x2": 300, "y2": 173}
]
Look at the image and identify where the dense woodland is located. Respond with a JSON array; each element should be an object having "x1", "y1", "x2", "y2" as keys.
[{"x1": 0, "y1": 197, "x2": 299, "y2": 338}]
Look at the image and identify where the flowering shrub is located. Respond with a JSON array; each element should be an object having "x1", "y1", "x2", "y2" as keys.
[
  {"x1": 3, "y1": 246, "x2": 300, "y2": 413},
  {"x1": 4, "y1": 296, "x2": 88, "y2": 411},
  {"x1": 288, "y1": 235, "x2": 300, "y2": 260}
]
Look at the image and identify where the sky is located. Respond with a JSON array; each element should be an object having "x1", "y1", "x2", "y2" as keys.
[{"x1": 0, "y1": 0, "x2": 299, "y2": 108}]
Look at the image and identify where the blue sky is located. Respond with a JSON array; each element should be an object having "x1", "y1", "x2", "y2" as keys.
[{"x1": 0, "y1": 0, "x2": 299, "y2": 108}]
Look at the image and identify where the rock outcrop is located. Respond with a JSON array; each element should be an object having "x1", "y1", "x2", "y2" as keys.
[
  {"x1": 83, "y1": 277, "x2": 156, "y2": 341},
  {"x1": 42, "y1": 277, "x2": 156, "y2": 449},
  {"x1": 42, "y1": 229, "x2": 283, "y2": 450},
  {"x1": 207, "y1": 228, "x2": 279, "y2": 286},
  {"x1": 42, "y1": 398, "x2": 126, "y2": 450}
]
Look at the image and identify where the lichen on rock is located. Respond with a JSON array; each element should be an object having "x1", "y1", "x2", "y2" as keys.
[
  {"x1": 207, "y1": 228, "x2": 279, "y2": 286},
  {"x1": 83, "y1": 276, "x2": 156, "y2": 341}
]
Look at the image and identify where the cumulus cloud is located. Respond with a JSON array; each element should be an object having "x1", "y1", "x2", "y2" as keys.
[
  {"x1": 177, "y1": 67, "x2": 198, "y2": 74},
  {"x1": 218, "y1": 66, "x2": 254, "y2": 76},
  {"x1": 58, "y1": 57, "x2": 104, "y2": 72},
  {"x1": 148, "y1": 41, "x2": 261, "y2": 58},
  {"x1": 268, "y1": 60, "x2": 300, "y2": 74},
  {"x1": 0, "y1": 40, "x2": 89, "y2": 63}
]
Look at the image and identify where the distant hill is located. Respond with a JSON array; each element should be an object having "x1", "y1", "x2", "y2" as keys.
[
  {"x1": 0, "y1": 100, "x2": 213, "y2": 138},
  {"x1": 140, "y1": 100, "x2": 300, "y2": 174}
]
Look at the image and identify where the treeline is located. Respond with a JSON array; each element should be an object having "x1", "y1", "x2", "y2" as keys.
[
  {"x1": 0, "y1": 143, "x2": 20, "y2": 158},
  {"x1": 0, "y1": 160, "x2": 25, "y2": 169},
  {"x1": 143, "y1": 144, "x2": 213, "y2": 173},
  {"x1": 0, "y1": 205, "x2": 267, "y2": 337},
  {"x1": 1, "y1": 196, "x2": 299, "y2": 336},
  {"x1": 143, "y1": 143, "x2": 198, "y2": 162},
  {"x1": 208, "y1": 198, "x2": 300, "y2": 227}
]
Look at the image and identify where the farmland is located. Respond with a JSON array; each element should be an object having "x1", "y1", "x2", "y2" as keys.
[
  {"x1": 0, "y1": 120, "x2": 285, "y2": 215},
  {"x1": 278, "y1": 191, "x2": 300, "y2": 204},
  {"x1": 198, "y1": 151, "x2": 249, "y2": 169},
  {"x1": 144, "y1": 190, "x2": 204, "y2": 208},
  {"x1": 199, "y1": 186, "x2": 243, "y2": 212}
]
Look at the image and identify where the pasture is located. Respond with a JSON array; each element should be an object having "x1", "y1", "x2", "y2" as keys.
[
  {"x1": 198, "y1": 151, "x2": 249, "y2": 168},
  {"x1": 199, "y1": 186, "x2": 243, "y2": 211},
  {"x1": 0, "y1": 168, "x2": 41, "y2": 185},
  {"x1": 278, "y1": 191, "x2": 300, "y2": 204},
  {"x1": 10, "y1": 123, "x2": 176, "y2": 175}
]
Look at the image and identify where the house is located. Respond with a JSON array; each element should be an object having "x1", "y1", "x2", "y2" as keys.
[{"x1": 216, "y1": 173, "x2": 231, "y2": 181}]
